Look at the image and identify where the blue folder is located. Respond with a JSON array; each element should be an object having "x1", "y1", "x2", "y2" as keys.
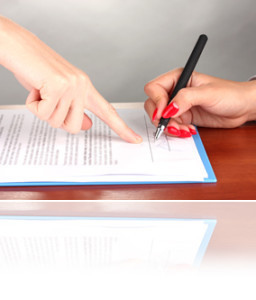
[
  {"x1": 0, "y1": 128, "x2": 216, "y2": 186},
  {"x1": 0, "y1": 216, "x2": 216, "y2": 267}
]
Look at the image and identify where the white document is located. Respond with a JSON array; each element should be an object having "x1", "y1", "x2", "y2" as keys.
[
  {"x1": 0, "y1": 217, "x2": 212, "y2": 269},
  {"x1": 0, "y1": 109, "x2": 207, "y2": 183}
]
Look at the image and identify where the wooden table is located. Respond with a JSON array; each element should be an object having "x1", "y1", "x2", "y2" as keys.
[{"x1": 0, "y1": 104, "x2": 256, "y2": 200}]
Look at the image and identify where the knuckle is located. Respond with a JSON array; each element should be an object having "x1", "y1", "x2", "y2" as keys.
[
  {"x1": 53, "y1": 75, "x2": 69, "y2": 91},
  {"x1": 64, "y1": 71, "x2": 91, "y2": 92},
  {"x1": 143, "y1": 99, "x2": 148, "y2": 111},
  {"x1": 204, "y1": 84, "x2": 214, "y2": 94},
  {"x1": 174, "y1": 67, "x2": 183, "y2": 74},
  {"x1": 38, "y1": 110, "x2": 50, "y2": 121},
  {"x1": 144, "y1": 98, "x2": 150, "y2": 112},
  {"x1": 78, "y1": 72, "x2": 90, "y2": 85},
  {"x1": 39, "y1": 83, "x2": 51, "y2": 100},
  {"x1": 144, "y1": 82, "x2": 153, "y2": 94},
  {"x1": 78, "y1": 72, "x2": 91, "y2": 94},
  {"x1": 171, "y1": 67, "x2": 184, "y2": 77},
  {"x1": 67, "y1": 73, "x2": 78, "y2": 86},
  {"x1": 48, "y1": 119, "x2": 62, "y2": 129},
  {"x1": 177, "y1": 88, "x2": 189, "y2": 101},
  {"x1": 144, "y1": 83, "x2": 162, "y2": 104}
]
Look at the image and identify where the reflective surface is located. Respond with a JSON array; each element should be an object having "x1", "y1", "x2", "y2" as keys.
[
  {"x1": 0, "y1": 201, "x2": 255, "y2": 299},
  {"x1": 0, "y1": 201, "x2": 255, "y2": 265}
]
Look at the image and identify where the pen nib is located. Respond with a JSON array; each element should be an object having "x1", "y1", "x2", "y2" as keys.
[{"x1": 154, "y1": 125, "x2": 165, "y2": 141}]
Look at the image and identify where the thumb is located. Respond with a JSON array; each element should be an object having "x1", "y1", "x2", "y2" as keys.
[
  {"x1": 81, "y1": 113, "x2": 93, "y2": 131},
  {"x1": 25, "y1": 88, "x2": 41, "y2": 115},
  {"x1": 162, "y1": 86, "x2": 210, "y2": 119}
]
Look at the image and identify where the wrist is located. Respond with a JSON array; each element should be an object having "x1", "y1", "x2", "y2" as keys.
[
  {"x1": 0, "y1": 17, "x2": 38, "y2": 74},
  {"x1": 0, "y1": 17, "x2": 7, "y2": 64},
  {"x1": 0, "y1": 16, "x2": 14, "y2": 66},
  {"x1": 246, "y1": 80, "x2": 256, "y2": 122}
]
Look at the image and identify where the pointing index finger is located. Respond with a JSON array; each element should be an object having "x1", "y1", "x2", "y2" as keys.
[{"x1": 85, "y1": 87, "x2": 143, "y2": 144}]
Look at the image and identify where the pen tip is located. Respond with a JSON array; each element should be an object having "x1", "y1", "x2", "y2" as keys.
[{"x1": 155, "y1": 125, "x2": 165, "y2": 141}]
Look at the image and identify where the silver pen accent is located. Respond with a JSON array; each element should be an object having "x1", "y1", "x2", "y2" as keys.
[{"x1": 155, "y1": 124, "x2": 165, "y2": 141}]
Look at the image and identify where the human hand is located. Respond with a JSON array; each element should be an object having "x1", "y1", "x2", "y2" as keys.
[
  {"x1": 0, "y1": 16, "x2": 142, "y2": 143},
  {"x1": 144, "y1": 68, "x2": 256, "y2": 137}
]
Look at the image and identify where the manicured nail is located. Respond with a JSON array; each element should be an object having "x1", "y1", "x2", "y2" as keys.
[
  {"x1": 189, "y1": 128, "x2": 197, "y2": 135},
  {"x1": 180, "y1": 130, "x2": 191, "y2": 138},
  {"x1": 152, "y1": 108, "x2": 158, "y2": 121},
  {"x1": 167, "y1": 126, "x2": 180, "y2": 136},
  {"x1": 162, "y1": 102, "x2": 179, "y2": 118}
]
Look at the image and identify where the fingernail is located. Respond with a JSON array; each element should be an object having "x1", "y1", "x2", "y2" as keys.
[
  {"x1": 135, "y1": 134, "x2": 143, "y2": 143},
  {"x1": 152, "y1": 108, "x2": 158, "y2": 121},
  {"x1": 167, "y1": 126, "x2": 180, "y2": 136},
  {"x1": 189, "y1": 128, "x2": 197, "y2": 135},
  {"x1": 180, "y1": 130, "x2": 191, "y2": 138},
  {"x1": 162, "y1": 102, "x2": 179, "y2": 118}
]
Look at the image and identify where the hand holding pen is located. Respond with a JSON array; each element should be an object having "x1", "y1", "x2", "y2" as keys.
[
  {"x1": 144, "y1": 35, "x2": 256, "y2": 137},
  {"x1": 153, "y1": 34, "x2": 208, "y2": 140}
]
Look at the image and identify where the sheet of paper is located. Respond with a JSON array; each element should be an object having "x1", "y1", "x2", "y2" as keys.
[
  {"x1": 0, "y1": 109, "x2": 207, "y2": 183},
  {"x1": 0, "y1": 217, "x2": 214, "y2": 269}
]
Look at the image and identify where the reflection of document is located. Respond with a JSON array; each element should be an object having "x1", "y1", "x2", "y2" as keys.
[
  {"x1": 0, "y1": 108, "x2": 214, "y2": 184},
  {"x1": 0, "y1": 217, "x2": 216, "y2": 268}
]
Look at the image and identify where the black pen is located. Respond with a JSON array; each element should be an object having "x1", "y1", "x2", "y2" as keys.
[{"x1": 155, "y1": 34, "x2": 208, "y2": 140}]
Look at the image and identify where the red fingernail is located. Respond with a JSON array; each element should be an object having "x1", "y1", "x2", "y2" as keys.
[
  {"x1": 152, "y1": 108, "x2": 158, "y2": 121},
  {"x1": 162, "y1": 102, "x2": 179, "y2": 118},
  {"x1": 167, "y1": 126, "x2": 180, "y2": 136},
  {"x1": 189, "y1": 128, "x2": 197, "y2": 135},
  {"x1": 180, "y1": 130, "x2": 191, "y2": 138}
]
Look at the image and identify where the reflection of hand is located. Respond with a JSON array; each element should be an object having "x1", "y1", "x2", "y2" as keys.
[
  {"x1": 144, "y1": 68, "x2": 256, "y2": 137},
  {"x1": 0, "y1": 17, "x2": 142, "y2": 143}
]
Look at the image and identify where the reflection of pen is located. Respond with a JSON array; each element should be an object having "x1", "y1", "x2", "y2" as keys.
[{"x1": 155, "y1": 34, "x2": 208, "y2": 141}]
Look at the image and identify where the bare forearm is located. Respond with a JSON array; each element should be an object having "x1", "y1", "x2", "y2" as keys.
[
  {"x1": 0, "y1": 16, "x2": 10, "y2": 66},
  {"x1": 0, "y1": 16, "x2": 48, "y2": 87},
  {"x1": 0, "y1": 16, "x2": 27, "y2": 68}
]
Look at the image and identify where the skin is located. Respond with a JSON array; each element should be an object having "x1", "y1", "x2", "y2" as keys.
[
  {"x1": 144, "y1": 68, "x2": 256, "y2": 137},
  {"x1": 0, "y1": 16, "x2": 142, "y2": 143}
]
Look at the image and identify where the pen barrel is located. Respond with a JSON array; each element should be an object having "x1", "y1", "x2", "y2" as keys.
[
  {"x1": 158, "y1": 116, "x2": 170, "y2": 128},
  {"x1": 168, "y1": 34, "x2": 208, "y2": 103},
  {"x1": 156, "y1": 34, "x2": 208, "y2": 137}
]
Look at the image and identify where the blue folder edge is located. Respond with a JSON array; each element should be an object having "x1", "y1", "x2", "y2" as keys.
[
  {"x1": 0, "y1": 216, "x2": 217, "y2": 267},
  {"x1": 0, "y1": 128, "x2": 216, "y2": 186}
]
